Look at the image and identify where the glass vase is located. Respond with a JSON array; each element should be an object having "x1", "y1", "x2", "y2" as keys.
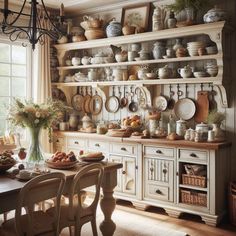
[
  {"x1": 27, "y1": 127, "x2": 44, "y2": 163},
  {"x1": 212, "y1": 123, "x2": 225, "y2": 141}
]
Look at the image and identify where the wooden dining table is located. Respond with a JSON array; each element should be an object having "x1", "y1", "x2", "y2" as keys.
[{"x1": 0, "y1": 161, "x2": 122, "y2": 236}]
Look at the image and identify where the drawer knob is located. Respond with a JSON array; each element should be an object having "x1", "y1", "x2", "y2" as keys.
[
  {"x1": 156, "y1": 189, "x2": 162, "y2": 194},
  {"x1": 150, "y1": 167, "x2": 154, "y2": 172},
  {"x1": 156, "y1": 150, "x2": 162, "y2": 154},
  {"x1": 95, "y1": 143, "x2": 100, "y2": 147},
  {"x1": 56, "y1": 139, "x2": 59, "y2": 143},
  {"x1": 190, "y1": 153, "x2": 197, "y2": 157},
  {"x1": 74, "y1": 141, "x2": 79, "y2": 144},
  {"x1": 163, "y1": 169, "x2": 167, "y2": 174},
  {"x1": 121, "y1": 147, "x2": 127, "y2": 151},
  {"x1": 122, "y1": 170, "x2": 126, "y2": 175}
]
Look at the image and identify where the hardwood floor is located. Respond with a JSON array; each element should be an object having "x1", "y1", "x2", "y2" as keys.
[{"x1": 115, "y1": 200, "x2": 236, "y2": 236}]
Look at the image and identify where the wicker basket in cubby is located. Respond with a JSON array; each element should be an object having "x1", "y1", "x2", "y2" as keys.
[
  {"x1": 181, "y1": 189, "x2": 207, "y2": 207},
  {"x1": 182, "y1": 174, "x2": 206, "y2": 188}
]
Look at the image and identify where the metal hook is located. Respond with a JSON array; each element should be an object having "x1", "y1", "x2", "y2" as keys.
[{"x1": 200, "y1": 83, "x2": 203, "y2": 91}]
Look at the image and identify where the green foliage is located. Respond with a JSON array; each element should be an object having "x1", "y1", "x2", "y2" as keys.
[
  {"x1": 166, "y1": 0, "x2": 211, "y2": 13},
  {"x1": 207, "y1": 110, "x2": 226, "y2": 125}
]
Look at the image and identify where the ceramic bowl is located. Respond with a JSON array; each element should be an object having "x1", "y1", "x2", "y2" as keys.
[
  {"x1": 206, "y1": 46, "x2": 218, "y2": 55},
  {"x1": 115, "y1": 54, "x2": 127, "y2": 62},
  {"x1": 134, "y1": 57, "x2": 142, "y2": 61},
  {"x1": 146, "y1": 72, "x2": 157, "y2": 79},
  {"x1": 193, "y1": 71, "x2": 208, "y2": 78}
]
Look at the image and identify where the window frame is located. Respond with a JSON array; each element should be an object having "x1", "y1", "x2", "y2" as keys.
[{"x1": 0, "y1": 37, "x2": 33, "y2": 137}]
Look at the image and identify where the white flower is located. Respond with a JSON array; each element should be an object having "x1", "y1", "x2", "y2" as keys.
[
  {"x1": 35, "y1": 111, "x2": 41, "y2": 118},
  {"x1": 34, "y1": 119, "x2": 40, "y2": 124}
]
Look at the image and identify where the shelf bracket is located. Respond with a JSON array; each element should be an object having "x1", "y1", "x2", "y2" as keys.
[{"x1": 214, "y1": 85, "x2": 228, "y2": 108}]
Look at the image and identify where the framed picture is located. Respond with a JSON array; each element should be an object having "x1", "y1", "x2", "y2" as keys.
[{"x1": 121, "y1": 3, "x2": 150, "y2": 32}]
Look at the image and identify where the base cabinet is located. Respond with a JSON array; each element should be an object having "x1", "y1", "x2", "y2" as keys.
[{"x1": 52, "y1": 132, "x2": 231, "y2": 226}]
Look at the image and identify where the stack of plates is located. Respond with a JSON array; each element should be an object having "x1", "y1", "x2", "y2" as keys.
[{"x1": 187, "y1": 41, "x2": 205, "y2": 56}]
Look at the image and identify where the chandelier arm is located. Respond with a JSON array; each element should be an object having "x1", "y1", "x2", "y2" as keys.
[
  {"x1": 41, "y1": 0, "x2": 63, "y2": 34},
  {"x1": 4, "y1": 0, "x2": 27, "y2": 26}
]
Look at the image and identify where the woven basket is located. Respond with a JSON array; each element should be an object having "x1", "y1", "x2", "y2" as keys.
[
  {"x1": 182, "y1": 174, "x2": 206, "y2": 188},
  {"x1": 181, "y1": 189, "x2": 207, "y2": 207}
]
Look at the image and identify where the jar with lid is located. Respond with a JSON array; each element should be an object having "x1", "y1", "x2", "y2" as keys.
[
  {"x1": 176, "y1": 119, "x2": 187, "y2": 136},
  {"x1": 152, "y1": 41, "x2": 166, "y2": 59},
  {"x1": 97, "y1": 122, "x2": 108, "y2": 135},
  {"x1": 69, "y1": 112, "x2": 79, "y2": 130},
  {"x1": 82, "y1": 113, "x2": 93, "y2": 129},
  {"x1": 195, "y1": 122, "x2": 209, "y2": 141},
  {"x1": 152, "y1": 6, "x2": 166, "y2": 31},
  {"x1": 167, "y1": 11, "x2": 177, "y2": 29}
]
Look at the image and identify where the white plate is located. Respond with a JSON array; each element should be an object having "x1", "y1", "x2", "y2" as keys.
[
  {"x1": 174, "y1": 98, "x2": 196, "y2": 120},
  {"x1": 153, "y1": 96, "x2": 168, "y2": 111}
]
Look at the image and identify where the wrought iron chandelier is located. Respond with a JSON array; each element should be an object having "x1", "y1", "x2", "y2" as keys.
[{"x1": 0, "y1": 0, "x2": 65, "y2": 50}]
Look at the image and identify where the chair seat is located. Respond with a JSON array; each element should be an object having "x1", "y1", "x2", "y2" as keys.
[{"x1": 0, "y1": 210, "x2": 56, "y2": 236}]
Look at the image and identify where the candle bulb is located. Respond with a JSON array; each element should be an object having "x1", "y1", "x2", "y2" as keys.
[{"x1": 60, "y1": 3, "x2": 64, "y2": 17}]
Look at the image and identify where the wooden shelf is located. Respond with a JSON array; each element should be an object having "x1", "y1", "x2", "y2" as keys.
[
  {"x1": 53, "y1": 21, "x2": 225, "y2": 51},
  {"x1": 179, "y1": 184, "x2": 208, "y2": 192},
  {"x1": 56, "y1": 54, "x2": 222, "y2": 70},
  {"x1": 52, "y1": 77, "x2": 221, "y2": 87}
]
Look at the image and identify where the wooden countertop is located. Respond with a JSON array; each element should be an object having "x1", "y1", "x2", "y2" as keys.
[{"x1": 54, "y1": 131, "x2": 231, "y2": 150}]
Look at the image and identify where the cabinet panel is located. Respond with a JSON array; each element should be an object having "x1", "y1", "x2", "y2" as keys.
[
  {"x1": 179, "y1": 149, "x2": 207, "y2": 163},
  {"x1": 145, "y1": 158, "x2": 174, "y2": 184},
  {"x1": 122, "y1": 156, "x2": 136, "y2": 195},
  {"x1": 110, "y1": 143, "x2": 137, "y2": 156},
  {"x1": 53, "y1": 136, "x2": 65, "y2": 152},
  {"x1": 144, "y1": 146, "x2": 174, "y2": 158}
]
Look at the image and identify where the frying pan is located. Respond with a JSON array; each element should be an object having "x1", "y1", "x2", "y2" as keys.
[
  {"x1": 71, "y1": 87, "x2": 84, "y2": 112},
  {"x1": 89, "y1": 90, "x2": 103, "y2": 115},
  {"x1": 128, "y1": 87, "x2": 138, "y2": 113},
  {"x1": 105, "y1": 86, "x2": 120, "y2": 113},
  {"x1": 120, "y1": 86, "x2": 128, "y2": 108}
]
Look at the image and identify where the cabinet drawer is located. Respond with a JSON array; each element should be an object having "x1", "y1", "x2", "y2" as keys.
[
  {"x1": 145, "y1": 184, "x2": 171, "y2": 202},
  {"x1": 67, "y1": 137, "x2": 86, "y2": 149},
  {"x1": 110, "y1": 143, "x2": 137, "y2": 156},
  {"x1": 179, "y1": 149, "x2": 207, "y2": 163},
  {"x1": 144, "y1": 146, "x2": 174, "y2": 158},
  {"x1": 88, "y1": 140, "x2": 109, "y2": 152}
]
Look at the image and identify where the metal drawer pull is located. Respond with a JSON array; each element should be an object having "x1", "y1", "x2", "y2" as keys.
[
  {"x1": 122, "y1": 170, "x2": 126, "y2": 175},
  {"x1": 121, "y1": 147, "x2": 127, "y2": 151},
  {"x1": 95, "y1": 143, "x2": 100, "y2": 147},
  {"x1": 190, "y1": 153, "x2": 197, "y2": 157},
  {"x1": 156, "y1": 189, "x2": 162, "y2": 194},
  {"x1": 150, "y1": 167, "x2": 154, "y2": 172},
  {"x1": 156, "y1": 150, "x2": 162, "y2": 154},
  {"x1": 74, "y1": 141, "x2": 79, "y2": 144}
]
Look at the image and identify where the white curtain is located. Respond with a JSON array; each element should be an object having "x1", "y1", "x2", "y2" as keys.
[{"x1": 34, "y1": 9, "x2": 53, "y2": 153}]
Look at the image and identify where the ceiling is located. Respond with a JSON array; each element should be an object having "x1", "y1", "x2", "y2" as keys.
[{"x1": 8, "y1": 0, "x2": 134, "y2": 13}]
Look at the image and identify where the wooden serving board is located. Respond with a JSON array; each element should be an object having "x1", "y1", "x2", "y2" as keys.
[{"x1": 194, "y1": 91, "x2": 209, "y2": 123}]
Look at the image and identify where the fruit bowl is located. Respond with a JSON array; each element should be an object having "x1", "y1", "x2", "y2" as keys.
[{"x1": 45, "y1": 159, "x2": 78, "y2": 170}]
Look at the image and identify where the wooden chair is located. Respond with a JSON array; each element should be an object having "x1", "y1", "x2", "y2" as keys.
[
  {"x1": 0, "y1": 172, "x2": 66, "y2": 236},
  {"x1": 49, "y1": 163, "x2": 104, "y2": 236}
]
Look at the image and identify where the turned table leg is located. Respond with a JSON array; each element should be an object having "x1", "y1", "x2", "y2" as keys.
[{"x1": 100, "y1": 170, "x2": 117, "y2": 236}]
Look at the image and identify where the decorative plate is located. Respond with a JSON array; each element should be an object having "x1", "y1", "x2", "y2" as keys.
[
  {"x1": 71, "y1": 94, "x2": 84, "y2": 112},
  {"x1": 45, "y1": 160, "x2": 78, "y2": 170},
  {"x1": 153, "y1": 96, "x2": 168, "y2": 111},
  {"x1": 174, "y1": 98, "x2": 196, "y2": 120}
]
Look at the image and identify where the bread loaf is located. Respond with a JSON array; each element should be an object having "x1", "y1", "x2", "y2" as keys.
[{"x1": 81, "y1": 152, "x2": 103, "y2": 158}]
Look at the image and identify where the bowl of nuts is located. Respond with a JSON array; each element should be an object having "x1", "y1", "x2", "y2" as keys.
[{"x1": 0, "y1": 150, "x2": 16, "y2": 172}]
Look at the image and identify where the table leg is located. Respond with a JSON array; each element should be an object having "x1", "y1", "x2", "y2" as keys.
[{"x1": 100, "y1": 171, "x2": 117, "y2": 236}]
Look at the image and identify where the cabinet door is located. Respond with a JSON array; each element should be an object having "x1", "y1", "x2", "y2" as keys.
[
  {"x1": 109, "y1": 155, "x2": 122, "y2": 192},
  {"x1": 144, "y1": 157, "x2": 174, "y2": 202},
  {"x1": 122, "y1": 156, "x2": 136, "y2": 195}
]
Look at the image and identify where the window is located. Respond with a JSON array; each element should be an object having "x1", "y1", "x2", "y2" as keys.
[{"x1": 0, "y1": 40, "x2": 32, "y2": 136}]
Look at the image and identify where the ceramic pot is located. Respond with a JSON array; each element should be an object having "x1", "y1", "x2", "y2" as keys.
[
  {"x1": 203, "y1": 6, "x2": 227, "y2": 23},
  {"x1": 158, "y1": 65, "x2": 171, "y2": 79},
  {"x1": 178, "y1": 65, "x2": 193, "y2": 78},
  {"x1": 106, "y1": 18, "x2": 122, "y2": 37},
  {"x1": 153, "y1": 41, "x2": 165, "y2": 59},
  {"x1": 112, "y1": 68, "x2": 124, "y2": 81},
  {"x1": 167, "y1": 11, "x2": 177, "y2": 29},
  {"x1": 176, "y1": 119, "x2": 187, "y2": 136},
  {"x1": 196, "y1": 122, "x2": 209, "y2": 141},
  {"x1": 81, "y1": 56, "x2": 91, "y2": 65},
  {"x1": 137, "y1": 66, "x2": 149, "y2": 80},
  {"x1": 65, "y1": 59, "x2": 72, "y2": 66},
  {"x1": 88, "y1": 69, "x2": 98, "y2": 81},
  {"x1": 152, "y1": 6, "x2": 166, "y2": 31},
  {"x1": 212, "y1": 123, "x2": 225, "y2": 141},
  {"x1": 90, "y1": 52, "x2": 106, "y2": 64},
  {"x1": 82, "y1": 113, "x2": 93, "y2": 129},
  {"x1": 71, "y1": 57, "x2": 81, "y2": 66},
  {"x1": 173, "y1": 38, "x2": 184, "y2": 51},
  {"x1": 69, "y1": 113, "x2": 79, "y2": 130}
]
